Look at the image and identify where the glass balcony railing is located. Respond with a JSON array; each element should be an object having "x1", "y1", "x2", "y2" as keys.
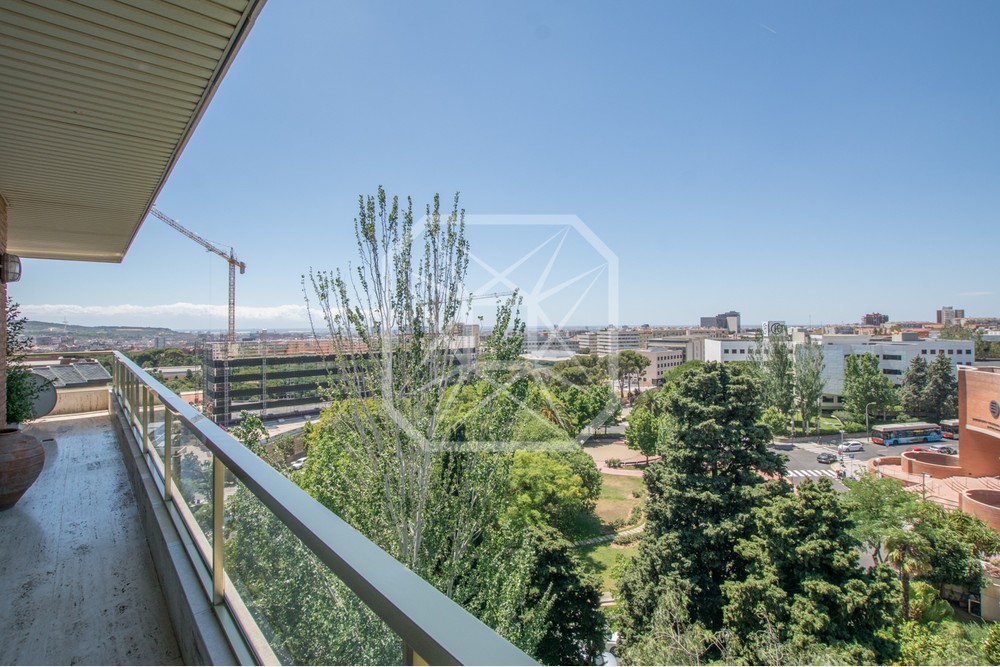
[{"x1": 111, "y1": 352, "x2": 535, "y2": 666}]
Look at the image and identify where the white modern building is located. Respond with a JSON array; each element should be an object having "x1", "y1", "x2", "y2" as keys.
[
  {"x1": 705, "y1": 332, "x2": 974, "y2": 410},
  {"x1": 704, "y1": 338, "x2": 762, "y2": 363},
  {"x1": 648, "y1": 335, "x2": 710, "y2": 362},
  {"x1": 816, "y1": 333, "x2": 974, "y2": 406},
  {"x1": 521, "y1": 333, "x2": 579, "y2": 354},
  {"x1": 592, "y1": 329, "x2": 641, "y2": 355},
  {"x1": 636, "y1": 348, "x2": 686, "y2": 387}
]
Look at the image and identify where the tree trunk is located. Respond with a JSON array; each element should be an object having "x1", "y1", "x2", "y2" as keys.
[{"x1": 901, "y1": 574, "x2": 910, "y2": 619}]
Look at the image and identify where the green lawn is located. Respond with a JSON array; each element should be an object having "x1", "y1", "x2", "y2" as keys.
[
  {"x1": 566, "y1": 473, "x2": 644, "y2": 541},
  {"x1": 596, "y1": 474, "x2": 644, "y2": 525},
  {"x1": 575, "y1": 542, "x2": 638, "y2": 593},
  {"x1": 570, "y1": 474, "x2": 645, "y2": 593}
]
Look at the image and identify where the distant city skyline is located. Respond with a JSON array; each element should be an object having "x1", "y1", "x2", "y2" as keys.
[
  {"x1": 18, "y1": 306, "x2": 990, "y2": 334},
  {"x1": 10, "y1": 1, "x2": 999, "y2": 329}
]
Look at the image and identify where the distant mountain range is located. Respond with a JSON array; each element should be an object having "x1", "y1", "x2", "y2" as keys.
[
  {"x1": 22, "y1": 321, "x2": 315, "y2": 344},
  {"x1": 25, "y1": 320, "x2": 180, "y2": 339}
]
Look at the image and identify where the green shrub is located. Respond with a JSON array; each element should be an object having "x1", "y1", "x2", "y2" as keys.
[
  {"x1": 983, "y1": 623, "x2": 1000, "y2": 664},
  {"x1": 613, "y1": 531, "x2": 640, "y2": 546},
  {"x1": 627, "y1": 505, "x2": 642, "y2": 525}
]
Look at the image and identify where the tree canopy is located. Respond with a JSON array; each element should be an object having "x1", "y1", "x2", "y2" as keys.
[
  {"x1": 722, "y1": 478, "x2": 897, "y2": 664},
  {"x1": 843, "y1": 352, "x2": 898, "y2": 422},
  {"x1": 617, "y1": 362, "x2": 788, "y2": 642}
]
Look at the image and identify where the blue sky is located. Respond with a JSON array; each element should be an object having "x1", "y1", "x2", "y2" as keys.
[{"x1": 13, "y1": 1, "x2": 1000, "y2": 331}]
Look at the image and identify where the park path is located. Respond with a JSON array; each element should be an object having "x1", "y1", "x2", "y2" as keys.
[
  {"x1": 583, "y1": 436, "x2": 660, "y2": 476},
  {"x1": 573, "y1": 523, "x2": 646, "y2": 548}
]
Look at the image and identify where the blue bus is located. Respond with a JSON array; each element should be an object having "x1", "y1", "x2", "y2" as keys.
[{"x1": 871, "y1": 422, "x2": 943, "y2": 446}]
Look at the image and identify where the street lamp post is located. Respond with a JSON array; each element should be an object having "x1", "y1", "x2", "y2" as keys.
[{"x1": 865, "y1": 401, "x2": 877, "y2": 440}]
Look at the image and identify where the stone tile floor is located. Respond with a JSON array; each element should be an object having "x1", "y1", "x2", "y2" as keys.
[{"x1": 0, "y1": 413, "x2": 181, "y2": 665}]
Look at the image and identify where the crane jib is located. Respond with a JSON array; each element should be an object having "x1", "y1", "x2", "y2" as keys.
[{"x1": 150, "y1": 206, "x2": 246, "y2": 343}]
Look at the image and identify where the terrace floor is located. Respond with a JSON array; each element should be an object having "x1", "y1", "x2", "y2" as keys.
[
  {"x1": 0, "y1": 413, "x2": 181, "y2": 665},
  {"x1": 873, "y1": 460, "x2": 1000, "y2": 510}
]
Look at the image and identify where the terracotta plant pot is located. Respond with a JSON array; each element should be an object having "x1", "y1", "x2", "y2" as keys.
[{"x1": 0, "y1": 428, "x2": 45, "y2": 510}]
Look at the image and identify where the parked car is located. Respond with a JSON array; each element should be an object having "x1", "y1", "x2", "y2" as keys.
[
  {"x1": 930, "y1": 445, "x2": 957, "y2": 455},
  {"x1": 838, "y1": 440, "x2": 864, "y2": 452},
  {"x1": 905, "y1": 446, "x2": 926, "y2": 453},
  {"x1": 290, "y1": 457, "x2": 308, "y2": 470},
  {"x1": 817, "y1": 452, "x2": 837, "y2": 464}
]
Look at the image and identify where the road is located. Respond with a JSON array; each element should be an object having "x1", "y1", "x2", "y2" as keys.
[
  {"x1": 772, "y1": 436, "x2": 881, "y2": 490},
  {"x1": 770, "y1": 435, "x2": 959, "y2": 489}
]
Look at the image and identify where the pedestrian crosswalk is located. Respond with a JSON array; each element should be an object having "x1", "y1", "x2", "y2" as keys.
[
  {"x1": 787, "y1": 469, "x2": 839, "y2": 478},
  {"x1": 791, "y1": 442, "x2": 838, "y2": 454}
]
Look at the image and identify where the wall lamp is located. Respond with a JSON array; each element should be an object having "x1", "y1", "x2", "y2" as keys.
[{"x1": 1, "y1": 253, "x2": 22, "y2": 283}]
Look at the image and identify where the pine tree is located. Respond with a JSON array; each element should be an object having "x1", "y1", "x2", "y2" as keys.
[
  {"x1": 722, "y1": 478, "x2": 898, "y2": 664},
  {"x1": 923, "y1": 354, "x2": 958, "y2": 423},
  {"x1": 616, "y1": 362, "x2": 787, "y2": 643}
]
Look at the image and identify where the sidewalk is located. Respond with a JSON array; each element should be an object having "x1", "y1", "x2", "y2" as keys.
[
  {"x1": 573, "y1": 523, "x2": 645, "y2": 547},
  {"x1": 582, "y1": 438, "x2": 658, "y2": 476}
]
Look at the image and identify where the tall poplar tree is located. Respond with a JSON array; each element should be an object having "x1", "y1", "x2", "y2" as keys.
[
  {"x1": 301, "y1": 187, "x2": 604, "y2": 662},
  {"x1": 793, "y1": 342, "x2": 825, "y2": 432},
  {"x1": 764, "y1": 332, "x2": 795, "y2": 419}
]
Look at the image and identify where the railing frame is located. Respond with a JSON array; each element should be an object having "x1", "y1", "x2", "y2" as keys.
[{"x1": 110, "y1": 352, "x2": 534, "y2": 667}]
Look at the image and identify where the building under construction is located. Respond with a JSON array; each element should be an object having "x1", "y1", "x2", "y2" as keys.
[
  {"x1": 202, "y1": 339, "x2": 362, "y2": 426},
  {"x1": 203, "y1": 332, "x2": 480, "y2": 426}
]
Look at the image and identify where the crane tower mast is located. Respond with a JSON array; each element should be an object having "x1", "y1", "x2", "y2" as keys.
[{"x1": 150, "y1": 207, "x2": 246, "y2": 343}]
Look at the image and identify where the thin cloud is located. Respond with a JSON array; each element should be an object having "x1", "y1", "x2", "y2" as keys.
[
  {"x1": 20, "y1": 302, "x2": 309, "y2": 322},
  {"x1": 759, "y1": 22, "x2": 777, "y2": 34}
]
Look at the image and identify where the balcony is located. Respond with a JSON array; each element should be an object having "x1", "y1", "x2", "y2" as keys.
[
  {"x1": 1, "y1": 353, "x2": 535, "y2": 665},
  {"x1": 0, "y1": 412, "x2": 182, "y2": 665}
]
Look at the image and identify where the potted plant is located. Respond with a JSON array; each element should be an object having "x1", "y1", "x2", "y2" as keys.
[{"x1": 0, "y1": 299, "x2": 44, "y2": 510}]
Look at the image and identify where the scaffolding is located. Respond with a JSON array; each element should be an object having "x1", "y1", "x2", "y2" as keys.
[{"x1": 202, "y1": 339, "x2": 365, "y2": 426}]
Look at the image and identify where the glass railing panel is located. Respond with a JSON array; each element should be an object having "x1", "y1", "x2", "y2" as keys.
[
  {"x1": 223, "y1": 480, "x2": 404, "y2": 666},
  {"x1": 111, "y1": 351, "x2": 536, "y2": 666},
  {"x1": 146, "y1": 394, "x2": 168, "y2": 478},
  {"x1": 170, "y1": 419, "x2": 215, "y2": 566}
]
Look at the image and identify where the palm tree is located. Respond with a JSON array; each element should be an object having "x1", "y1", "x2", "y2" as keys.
[{"x1": 884, "y1": 526, "x2": 933, "y2": 620}]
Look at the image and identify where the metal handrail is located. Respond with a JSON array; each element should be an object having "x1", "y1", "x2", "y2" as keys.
[{"x1": 112, "y1": 352, "x2": 535, "y2": 666}]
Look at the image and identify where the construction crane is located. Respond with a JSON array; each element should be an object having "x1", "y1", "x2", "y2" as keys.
[
  {"x1": 150, "y1": 207, "x2": 246, "y2": 343},
  {"x1": 470, "y1": 290, "x2": 514, "y2": 301}
]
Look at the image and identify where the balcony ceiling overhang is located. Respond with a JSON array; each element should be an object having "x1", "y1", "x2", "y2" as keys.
[{"x1": 0, "y1": 0, "x2": 266, "y2": 262}]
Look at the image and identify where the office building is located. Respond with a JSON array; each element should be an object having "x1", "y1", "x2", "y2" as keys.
[
  {"x1": 592, "y1": 329, "x2": 641, "y2": 355},
  {"x1": 636, "y1": 348, "x2": 686, "y2": 387},
  {"x1": 700, "y1": 310, "x2": 741, "y2": 333},
  {"x1": 937, "y1": 306, "x2": 966, "y2": 325},
  {"x1": 862, "y1": 312, "x2": 889, "y2": 326},
  {"x1": 706, "y1": 332, "x2": 974, "y2": 409}
]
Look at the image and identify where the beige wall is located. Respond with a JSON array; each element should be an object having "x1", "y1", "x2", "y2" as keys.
[
  {"x1": 50, "y1": 387, "x2": 110, "y2": 416},
  {"x1": 982, "y1": 578, "x2": 1000, "y2": 622}
]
